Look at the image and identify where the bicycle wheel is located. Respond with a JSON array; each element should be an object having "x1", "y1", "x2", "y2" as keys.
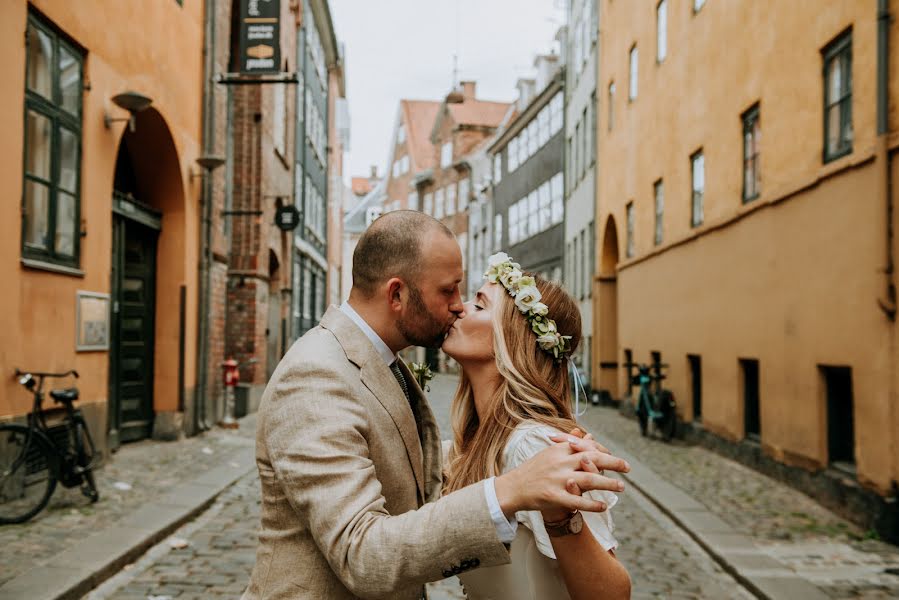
[
  {"x1": 658, "y1": 390, "x2": 677, "y2": 442},
  {"x1": 73, "y1": 421, "x2": 99, "y2": 503},
  {"x1": 0, "y1": 424, "x2": 58, "y2": 524}
]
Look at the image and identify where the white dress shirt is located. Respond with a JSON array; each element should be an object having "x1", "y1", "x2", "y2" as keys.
[{"x1": 339, "y1": 302, "x2": 517, "y2": 543}]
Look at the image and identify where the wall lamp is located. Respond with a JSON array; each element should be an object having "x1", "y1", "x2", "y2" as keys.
[
  {"x1": 191, "y1": 155, "x2": 227, "y2": 179},
  {"x1": 104, "y1": 91, "x2": 153, "y2": 133}
]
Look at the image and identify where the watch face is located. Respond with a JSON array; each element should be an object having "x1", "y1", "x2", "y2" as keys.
[{"x1": 569, "y1": 511, "x2": 584, "y2": 534}]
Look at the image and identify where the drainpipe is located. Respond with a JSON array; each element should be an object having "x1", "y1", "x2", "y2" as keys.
[
  {"x1": 877, "y1": 0, "x2": 896, "y2": 321},
  {"x1": 196, "y1": 0, "x2": 218, "y2": 431}
]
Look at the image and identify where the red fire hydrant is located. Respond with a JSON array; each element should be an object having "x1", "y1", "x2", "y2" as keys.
[{"x1": 220, "y1": 358, "x2": 240, "y2": 429}]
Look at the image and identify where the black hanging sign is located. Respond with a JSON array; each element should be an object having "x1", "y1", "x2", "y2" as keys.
[
  {"x1": 239, "y1": 0, "x2": 281, "y2": 74},
  {"x1": 275, "y1": 204, "x2": 301, "y2": 231}
]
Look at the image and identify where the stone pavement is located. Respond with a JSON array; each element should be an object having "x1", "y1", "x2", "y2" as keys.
[
  {"x1": 0, "y1": 415, "x2": 257, "y2": 599},
  {"x1": 576, "y1": 403, "x2": 899, "y2": 599}
]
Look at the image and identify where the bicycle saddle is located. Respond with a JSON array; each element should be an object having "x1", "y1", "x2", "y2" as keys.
[{"x1": 50, "y1": 388, "x2": 79, "y2": 403}]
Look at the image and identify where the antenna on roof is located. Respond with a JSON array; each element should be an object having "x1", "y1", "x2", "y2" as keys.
[{"x1": 452, "y1": 54, "x2": 459, "y2": 89}]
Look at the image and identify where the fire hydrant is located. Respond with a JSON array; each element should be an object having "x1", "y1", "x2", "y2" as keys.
[{"x1": 220, "y1": 358, "x2": 240, "y2": 429}]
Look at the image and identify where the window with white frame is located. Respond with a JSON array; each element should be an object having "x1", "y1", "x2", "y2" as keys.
[
  {"x1": 423, "y1": 192, "x2": 433, "y2": 215},
  {"x1": 441, "y1": 142, "x2": 453, "y2": 167},
  {"x1": 446, "y1": 183, "x2": 457, "y2": 216},
  {"x1": 494, "y1": 213, "x2": 503, "y2": 249},
  {"x1": 508, "y1": 204, "x2": 519, "y2": 244},
  {"x1": 538, "y1": 106, "x2": 550, "y2": 146},
  {"x1": 517, "y1": 128, "x2": 528, "y2": 165},
  {"x1": 657, "y1": 0, "x2": 668, "y2": 63},
  {"x1": 579, "y1": 229, "x2": 587, "y2": 299},
  {"x1": 589, "y1": 91, "x2": 596, "y2": 164},
  {"x1": 435, "y1": 188, "x2": 445, "y2": 218},
  {"x1": 527, "y1": 120, "x2": 538, "y2": 156},
  {"x1": 527, "y1": 192, "x2": 539, "y2": 237},
  {"x1": 550, "y1": 92, "x2": 563, "y2": 135},
  {"x1": 508, "y1": 138, "x2": 519, "y2": 171},
  {"x1": 654, "y1": 179, "x2": 664, "y2": 245},
  {"x1": 493, "y1": 153, "x2": 502, "y2": 183},
  {"x1": 551, "y1": 173, "x2": 564, "y2": 224},
  {"x1": 629, "y1": 45, "x2": 639, "y2": 100},
  {"x1": 626, "y1": 201, "x2": 635, "y2": 258},
  {"x1": 691, "y1": 150, "x2": 705, "y2": 227}
]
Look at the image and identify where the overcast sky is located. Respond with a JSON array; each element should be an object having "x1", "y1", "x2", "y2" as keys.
[{"x1": 329, "y1": 0, "x2": 566, "y2": 181}]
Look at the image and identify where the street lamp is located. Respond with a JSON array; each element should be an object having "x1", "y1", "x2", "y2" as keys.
[
  {"x1": 104, "y1": 91, "x2": 153, "y2": 133},
  {"x1": 191, "y1": 155, "x2": 227, "y2": 180}
]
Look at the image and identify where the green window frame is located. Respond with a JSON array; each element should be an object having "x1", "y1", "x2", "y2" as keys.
[
  {"x1": 822, "y1": 29, "x2": 852, "y2": 163},
  {"x1": 22, "y1": 12, "x2": 83, "y2": 268},
  {"x1": 742, "y1": 103, "x2": 761, "y2": 202}
]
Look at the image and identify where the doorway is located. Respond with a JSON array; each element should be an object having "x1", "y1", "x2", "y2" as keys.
[{"x1": 109, "y1": 197, "x2": 160, "y2": 445}]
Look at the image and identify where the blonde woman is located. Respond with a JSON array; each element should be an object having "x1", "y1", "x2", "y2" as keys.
[{"x1": 442, "y1": 252, "x2": 631, "y2": 600}]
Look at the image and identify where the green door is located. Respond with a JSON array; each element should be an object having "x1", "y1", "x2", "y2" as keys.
[{"x1": 109, "y1": 208, "x2": 159, "y2": 445}]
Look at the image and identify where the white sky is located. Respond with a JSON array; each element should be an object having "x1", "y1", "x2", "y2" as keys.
[{"x1": 329, "y1": 0, "x2": 566, "y2": 181}]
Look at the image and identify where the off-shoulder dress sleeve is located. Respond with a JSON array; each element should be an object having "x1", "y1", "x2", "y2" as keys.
[{"x1": 502, "y1": 423, "x2": 619, "y2": 559}]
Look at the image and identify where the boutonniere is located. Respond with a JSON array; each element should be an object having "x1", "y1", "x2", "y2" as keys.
[{"x1": 410, "y1": 362, "x2": 434, "y2": 392}]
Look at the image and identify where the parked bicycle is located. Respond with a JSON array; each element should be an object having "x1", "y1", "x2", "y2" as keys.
[
  {"x1": 629, "y1": 362, "x2": 677, "y2": 441},
  {"x1": 0, "y1": 369, "x2": 99, "y2": 524}
]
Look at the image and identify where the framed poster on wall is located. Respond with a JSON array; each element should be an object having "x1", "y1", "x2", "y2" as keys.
[{"x1": 76, "y1": 291, "x2": 110, "y2": 351}]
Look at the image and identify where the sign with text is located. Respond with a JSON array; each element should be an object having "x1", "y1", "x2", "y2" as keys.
[{"x1": 239, "y1": 0, "x2": 281, "y2": 74}]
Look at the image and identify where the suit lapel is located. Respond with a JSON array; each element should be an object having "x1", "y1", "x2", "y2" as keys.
[{"x1": 320, "y1": 307, "x2": 425, "y2": 501}]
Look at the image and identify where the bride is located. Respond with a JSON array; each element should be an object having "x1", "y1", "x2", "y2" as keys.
[{"x1": 441, "y1": 252, "x2": 631, "y2": 600}]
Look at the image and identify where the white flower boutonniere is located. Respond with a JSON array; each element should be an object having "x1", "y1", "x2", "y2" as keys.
[{"x1": 410, "y1": 362, "x2": 435, "y2": 391}]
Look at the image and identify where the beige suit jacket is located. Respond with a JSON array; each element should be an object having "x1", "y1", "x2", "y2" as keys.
[{"x1": 242, "y1": 306, "x2": 510, "y2": 599}]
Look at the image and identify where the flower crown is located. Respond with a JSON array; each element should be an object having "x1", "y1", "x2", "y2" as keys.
[{"x1": 484, "y1": 252, "x2": 572, "y2": 359}]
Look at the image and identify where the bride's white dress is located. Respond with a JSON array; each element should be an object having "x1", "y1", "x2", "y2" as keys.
[{"x1": 456, "y1": 421, "x2": 619, "y2": 600}]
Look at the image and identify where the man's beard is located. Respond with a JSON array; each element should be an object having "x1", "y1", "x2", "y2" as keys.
[{"x1": 397, "y1": 284, "x2": 451, "y2": 348}]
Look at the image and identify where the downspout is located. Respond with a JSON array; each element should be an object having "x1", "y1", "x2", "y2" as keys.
[
  {"x1": 878, "y1": 0, "x2": 896, "y2": 321},
  {"x1": 196, "y1": 0, "x2": 217, "y2": 431}
]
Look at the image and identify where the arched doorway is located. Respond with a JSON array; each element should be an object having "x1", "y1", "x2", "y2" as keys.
[
  {"x1": 596, "y1": 216, "x2": 620, "y2": 400},
  {"x1": 108, "y1": 108, "x2": 186, "y2": 446}
]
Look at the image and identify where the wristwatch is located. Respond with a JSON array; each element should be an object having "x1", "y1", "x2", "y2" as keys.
[{"x1": 543, "y1": 510, "x2": 584, "y2": 537}]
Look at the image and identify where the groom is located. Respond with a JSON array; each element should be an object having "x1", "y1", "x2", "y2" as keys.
[{"x1": 242, "y1": 211, "x2": 629, "y2": 599}]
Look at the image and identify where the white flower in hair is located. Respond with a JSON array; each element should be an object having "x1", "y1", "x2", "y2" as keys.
[
  {"x1": 488, "y1": 252, "x2": 511, "y2": 267},
  {"x1": 536, "y1": 334, "x2": 560, "y2": 350},
  {"x1": 514, "y1": 285, "x2": 542, "y2": 312},
  {"x1": 500, "y1": 268, "x2": 523, "y2": 290},
  {"x1": 531, "y1": 302, "x2": 549, "y2": 316}
]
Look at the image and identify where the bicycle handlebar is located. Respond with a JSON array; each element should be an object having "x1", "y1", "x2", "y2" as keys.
[{"x1": 14, "y1": 369, "x2": 79, "y2": 379}]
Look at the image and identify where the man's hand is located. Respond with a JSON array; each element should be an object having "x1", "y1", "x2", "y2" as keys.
[{"x1": 494, "y1": 441, "x2": 629, "y2": 520}]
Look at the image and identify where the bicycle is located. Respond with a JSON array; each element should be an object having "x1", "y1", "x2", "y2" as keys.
[
  {"x1": 0, "y1": 369, "x2": 99, "y2": 524},
  {"x1": 629, "y1": 362, "x2": 677, "y2": 441}
]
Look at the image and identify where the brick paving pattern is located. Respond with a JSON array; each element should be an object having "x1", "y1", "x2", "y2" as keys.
[
  {"x1": 0, "y1": 415, "x2": 256, "y2": 588},
  {"x1": 577, "y1": 404, "x2": 899, "y2": 599}
]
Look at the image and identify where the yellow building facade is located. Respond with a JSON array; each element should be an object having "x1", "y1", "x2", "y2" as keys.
[
  {"x1": 594, "y1": 0, "x2": 899, "y2": 526},
  {"x1": 0, "y1": 1, "x2": 205, "y2": 451}
]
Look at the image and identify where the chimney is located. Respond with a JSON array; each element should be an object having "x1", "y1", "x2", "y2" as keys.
[
  {"x1": 369, "y1": 165, "x2": 378, "y2": 180},
  {"x1": 534, "y1": 54, "x2": 560, "y2": 91},
  {"x1": 460, "y1": 80, "x2": 476, "y2": 100},
  {"x1": 516, "y1": 78, "x2": 536, "y2": 112}
]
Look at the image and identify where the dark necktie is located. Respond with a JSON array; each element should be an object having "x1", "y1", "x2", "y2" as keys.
[{"x1": 390, "y1": 360, "x2": 410, "y2": 402}]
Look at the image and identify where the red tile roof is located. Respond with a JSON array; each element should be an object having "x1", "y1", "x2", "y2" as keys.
[{"x1": 401, "y1": 100, "x2": 441, "y2": 171}]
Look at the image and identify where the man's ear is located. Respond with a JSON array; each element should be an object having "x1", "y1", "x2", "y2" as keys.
[{"x1": 386, "y1": 277, "x2": 404, "y2": 311}]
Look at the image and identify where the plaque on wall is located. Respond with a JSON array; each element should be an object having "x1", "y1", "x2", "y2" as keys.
[
  {"x1": 76, "y1": 291, "x2": 110, "y2": 351},
  {"x1": 239, "y1": 0, "x2": 281, "y2": 74}
]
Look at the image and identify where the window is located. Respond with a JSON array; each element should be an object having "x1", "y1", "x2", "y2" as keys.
[
  {"x1": 567, "y1": 136, "x2": 575, "y2": 190},
  {"x1": 538, "y1": 182, "x2": 551, "y2": 231},
  {"x1": 573, "y1": 235, "x2": 580, "y2": 299},
  {"x1": 392, "y1": 160, "x2": 400, "y2": 178},
  {"x1": 691, "y1": 150, "x2": 705, "y2": 227},
  {"x1": 580, "y1": 108, "x2": 588, "y2": 179},
  {"x1": 654, "y1": 180, "x2": 664, "y2": 245},
  {"x1": 579, "y1": 229, "x2": 587, "y2": 300},
  {"x1": 273, "y1": 83, "x2": 287, "y2": 158},
  {"x1": 823, "y1": 30, "x2": 852, "y2": 162},
  {"x1": 509, "y1": 138, "x2": 519, "y2": 172},
  {"x1": 407, "y1": 191, "x2": 418, "y2": 211},
  {"x1": 435, "y1": 188, "x2": 445, "y2": 219},
  {"x1": 550, "y1": 92, "x2": 563, "y2": 135},
  {"x1": 575, "y1": 123, "x2": 582, "y2": 182},
  {"x1": 587, "y1": 220, "x2": 594, "y2": 297},
  {"x1": 527, "y1": 120, "x2": 538, "y2": 156},
  {"x1": 441, "y1": 142, "x2": 453, "y2": 168},
  {"x1": 694, "y1": 0, "x2": 706, "y2": 12},
  {"x1": 608, "y1": 82, "x2": 615, "y2": 131},
  {"x1": 493, "y1": 153, "x2": 503, "y2": 183},
  {"x1": 626, "y1": 201, "x2": 635, "y2": 258},
  {"x1": 508, "y1": 204, "x2": 519, "y2": 244},
  {"x1": 446, "y1": 183, "x2": 457, "y2": 216},
  {"x1": 22, "y1": 14, "x2": 84, "y2": 266},
  {"x1": 742, "y1": 104, "x2": 761, "y2": 201},
  {"x1": 589, "y1": 92, "x2": 596, "y2": 165},
  {"x1": 629, "y1": 45, "x2": 638, "y2": 101},
  {"x1": 458, "y1": 178, "x2": 470, "y2": 205},
  {"x1": 741, "y1": 358, "x2": 761, "y2": 440},
  {"x1": 527, "y1": 192, "x2": 539, "y2": 236},
  {"x1": 538, "y1": 106, "x2": 550, "y2": 146},
  {"x1": 517, "y1": 129, "x2": 528, "y2": 165},
  {"x1": 494, "y1": 213, "x2": 503, "y2": 249},
  {"x1": 657, "y1": 0, "x2": 668, "y2": 62},
  {"x1": 423, "y1": 192, "x2": 433, "y2": 215},
  {"x1": 551, "y1": 173, "x2": 564, "y2": 224}
]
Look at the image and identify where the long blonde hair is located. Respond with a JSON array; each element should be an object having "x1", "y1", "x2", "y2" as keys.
[{"x1": 444, "y1": 277, "x2": 582, "y2": 493}]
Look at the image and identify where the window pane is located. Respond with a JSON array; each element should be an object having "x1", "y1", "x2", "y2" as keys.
[
  {"x1": 27, "y1": 24, "x2": 53, "y2": 99},
  {"x1": 828, "y1": 104, "x2": 841, "y2": 155},
  {"x1": 828, "y1": 58, "x2": 842, "y2": 105},
  {"x1": 24, "y1": 179, "x2": 50, "y2": 250},
  {"x1": 55, "y1": 191, "x2": 76, "y2": 257},
  {"x1": 657, "y1": 0, "x2": 667, "y2": 62},
  {"x1": 59, "y1": 46, "x2": 81, "y2": 115},
  {"x1": 25, "y1": 110, "x2": 52, "y2": 180},
  {"x1": 59, "y1": 127, "x2": 79, "y2": 193},
  {"x1": 629, "y1": 47, "x2": 638, "y2": 99}
]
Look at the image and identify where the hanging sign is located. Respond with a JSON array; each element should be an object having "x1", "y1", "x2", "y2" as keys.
[
  {"x1": 275, "y1": 204, "x2": 301, "y2": 231},
  {"x1": 239, "y1": 0, "x2": 281, "y2": 74}
]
